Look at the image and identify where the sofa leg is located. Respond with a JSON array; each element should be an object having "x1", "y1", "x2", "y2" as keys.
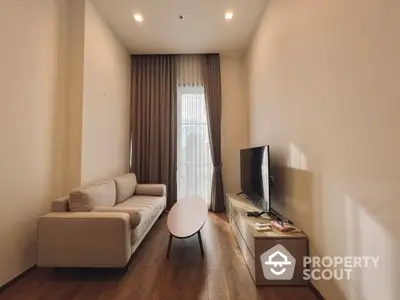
[{"x1": 114, "y1": 266, "x2": 128, "y2": 275}]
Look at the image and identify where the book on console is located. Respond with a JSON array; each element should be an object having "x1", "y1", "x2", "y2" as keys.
[{"x1": 271, "y1": 221, "x2": 300, "y2": 232}]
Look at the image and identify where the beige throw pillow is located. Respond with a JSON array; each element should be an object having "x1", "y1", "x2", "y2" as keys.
[
  {"x1": 69, "y1": 180, "x2": 116, "y2": 212},
  {"x1": 114, "y1": 173, "x2": 137, "y2": 204}
]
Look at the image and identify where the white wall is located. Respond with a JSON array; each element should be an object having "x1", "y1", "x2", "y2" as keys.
[
  {"x1": 245, "y1": 1, "x2": 400, "y2": 299},
  {"x1": 0, "y1": 0, "x2": 64, "y2": 286},
  {"x1": 0, "y1": 0, "x2": 131, "y2": 287},
  {"x1": 81, "y1": 1, "x2": 131, "y2": 186},
  {"x1": 221, "y1": 54, "x2": 249, "y2": 193}
]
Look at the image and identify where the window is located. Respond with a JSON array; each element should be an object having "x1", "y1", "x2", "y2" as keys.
[{"x1": 177, "y1": 85, "x2": 212, "y2": 205}]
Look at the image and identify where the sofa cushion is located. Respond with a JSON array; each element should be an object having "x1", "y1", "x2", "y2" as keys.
[
  {"x1": 134, "y1": 184, "x2": 166, "y2": 197},
  {"x1": 115, "y1": 195, "x2": 166, "y2": 244},
  {"x1": 69, "y1": 180, "x2": 116, "y2": 212},
  {"x1": 51, "y1": 196, "x2": 70, "y2": 212},
  {"x1": 92, "y1": 206, "x2": 141, "y2": 229},
  {"x1": 114, "y1": 173, "x2": 137, "y2": 204}
]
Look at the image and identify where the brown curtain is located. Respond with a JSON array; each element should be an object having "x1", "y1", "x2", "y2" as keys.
[
  {"x1": 202, "y1": 54, "x2": 225, "y2": 212},
  {"x1": 130, "y1": 55, "x2": 177, "y2": 209}
]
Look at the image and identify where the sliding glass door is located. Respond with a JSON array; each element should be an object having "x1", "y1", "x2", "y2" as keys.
[{"x1": 177, "y1": 85, "x2": 212, "y2": 205}]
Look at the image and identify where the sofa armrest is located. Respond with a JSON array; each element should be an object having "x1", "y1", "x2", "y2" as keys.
[
  {"x1": 37, "y1": 212, "x2": 131, "y2": 268},
  {"x1": 92, "y1": 206, "x2": 141, "y2": 229},
  {"x1": 135, "y1": 184, "x2": 166, "y2": 197}
]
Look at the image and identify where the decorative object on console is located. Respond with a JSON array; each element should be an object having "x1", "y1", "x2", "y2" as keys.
[
  {"x1": 271, "y1": 221, "x2": 298, "y2": 232},
  {"x1": 255, "y1": 223, "x2": 272, "y2": 232}
]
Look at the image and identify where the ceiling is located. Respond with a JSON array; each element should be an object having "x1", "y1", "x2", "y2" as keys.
[{"x1": 91, "y1": 0, "x2": 269, "y2": 54}]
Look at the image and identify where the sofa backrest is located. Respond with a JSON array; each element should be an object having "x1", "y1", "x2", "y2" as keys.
[{"x1": 50, "y1": 173, "x2": 137, "y2": 212}]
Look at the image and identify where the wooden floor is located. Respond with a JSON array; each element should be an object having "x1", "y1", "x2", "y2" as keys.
[{"x1": 0, "y1": 213, "x2": 319, "y2": 300}]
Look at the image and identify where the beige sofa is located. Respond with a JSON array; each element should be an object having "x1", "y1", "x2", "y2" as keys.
[{"x1": 37, "y1": 173, "x2": 166, "y2": 268}]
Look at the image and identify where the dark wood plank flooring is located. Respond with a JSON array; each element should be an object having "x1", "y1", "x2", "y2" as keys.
[{"x1": 0, "y1": 213, "x2": 319, "y2": 300}]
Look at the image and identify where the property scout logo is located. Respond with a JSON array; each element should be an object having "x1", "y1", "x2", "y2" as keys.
[
  {"x1": 260, "y1": 244, "x2": 380, "y2": 281},
  {"x1": 261, "y1": 244, "x2": 296, "y2": 280}
]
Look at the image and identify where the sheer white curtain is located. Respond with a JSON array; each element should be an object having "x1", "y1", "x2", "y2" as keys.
[{"x1": 176, "y1": 56, "x2": 212, "y2": 205}]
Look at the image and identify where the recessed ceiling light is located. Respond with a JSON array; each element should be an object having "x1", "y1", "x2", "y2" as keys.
[
  {"x1": 133, "y1": 13, "x2": 143, "y2": 23},
  {"x1": 225, "y1": 11, "x2": 234, "y2": 20}
]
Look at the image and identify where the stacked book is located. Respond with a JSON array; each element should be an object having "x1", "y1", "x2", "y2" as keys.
[
  {"x1": 255, "y1": 223, "x2": 272, "y2": 231},
  {"x1": 271, "y1": 220, "x2": 299, "y2": 232}
]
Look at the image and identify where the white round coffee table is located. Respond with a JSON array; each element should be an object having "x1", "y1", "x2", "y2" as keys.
[{"x1": 166, "y1": 196, "x2": 207, "y2": 259}]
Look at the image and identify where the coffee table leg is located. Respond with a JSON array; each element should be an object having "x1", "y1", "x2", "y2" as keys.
[
  {"x1": 197, "y1": 231, "x2": 204, "y2": 258},
  {"x1": 166, "y1": 234, "x2": 173, "y2": 259}
]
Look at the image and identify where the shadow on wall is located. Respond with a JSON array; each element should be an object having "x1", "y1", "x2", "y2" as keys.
[
  {"x1": 51, "y1": 0, "x2": 69, "y2": 198},
  {"x1": 341, "y1": 193, "x2": 399, "y2": 300},
  {"x1": 269, "y1": 143, "x2": 316, "y2": 236},
  {"x1": 269, "y1": 144, "x2": 346, "y2": 300},
  {"x1": 269, "y1": 143, "x2": 400, "y2": 300}
]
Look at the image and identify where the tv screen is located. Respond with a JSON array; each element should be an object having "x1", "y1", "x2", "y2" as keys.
[{"x1": 240, "y1": 146, "x2": 270, "y2": 213}]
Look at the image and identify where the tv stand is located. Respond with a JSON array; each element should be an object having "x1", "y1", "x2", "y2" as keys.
[{"x1": 225, "y1": 193, "x2": 309, "y2": 286}]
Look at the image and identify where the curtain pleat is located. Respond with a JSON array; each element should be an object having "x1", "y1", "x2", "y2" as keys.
[
  {"x1": 176, "y1": 55, "x2": 203, "y2": 86},
  {"x1": 131, "y1": 55, "x2": 177, "y2": 209},
  {"x1": 202, "y1": 54, "x2": 225, "y2": 212}
]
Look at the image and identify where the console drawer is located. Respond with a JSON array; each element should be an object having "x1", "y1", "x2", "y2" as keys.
[
  {"x1": 234, "y1": 214, "x2": 255, "y2": 257},
  {"x1": 231, "y1": 218, "x2": 256, "y2": 282}
]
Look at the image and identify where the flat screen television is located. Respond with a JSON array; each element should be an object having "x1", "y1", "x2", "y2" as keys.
[{"x1": 240, "y1": 146, "x2": 270, "y2": 213}]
